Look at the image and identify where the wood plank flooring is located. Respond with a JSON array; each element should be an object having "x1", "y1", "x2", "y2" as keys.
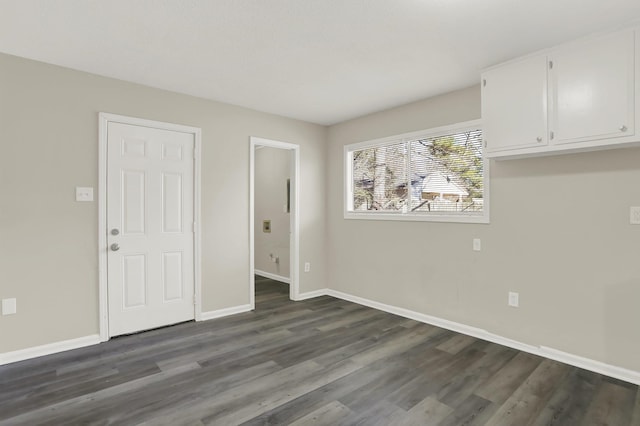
[{"x1": 1, "y1": 277, "x2": 639, "y2": 425}]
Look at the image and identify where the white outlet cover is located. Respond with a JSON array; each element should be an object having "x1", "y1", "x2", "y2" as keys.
[
  {"x1": 630, "y1": 206, "x2": 640, "y2": 225},
  {"x1": 76, "y1": 187, "x2": 94, "y2": 202},
  {"x1": 508, "y1": 292, "x2": 519, "y2": 308},
  {"x1": 2, "y1": 298, "x2": 17, "y2": 315},
  {"x1": 473, "y1": 238, "x2": 481, "y2": 251},
  {"x1": 304, "y1": 262, "x2": 310, "y2": 272}
]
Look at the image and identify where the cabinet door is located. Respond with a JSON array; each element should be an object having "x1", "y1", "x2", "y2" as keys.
[
  {"x1": 549, "y1": 30, "x2": 635, "y2": 145},
  {"x1": 482, "y1": 55, "x2": 548, "y2": 153}
]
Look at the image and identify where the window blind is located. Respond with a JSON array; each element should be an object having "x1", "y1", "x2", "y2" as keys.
[{"x1": 351, "y1": 128, "x2": 483, "y2": 214}]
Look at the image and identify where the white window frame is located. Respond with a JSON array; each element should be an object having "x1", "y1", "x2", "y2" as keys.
[{"x1": 344, "y1": 119, "x2": 489, "y2": 224}]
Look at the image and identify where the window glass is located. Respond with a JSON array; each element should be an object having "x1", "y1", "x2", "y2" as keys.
[{"x1": 345, "y1": 120, "x2": 488, "y2": 223}]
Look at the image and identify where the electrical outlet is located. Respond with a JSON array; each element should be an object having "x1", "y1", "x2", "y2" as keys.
[
  {"x1": 2, "y1": 298, "x2": 17, "y2": 315},
  {"x1": 508, "y1": 292, "x2": 519, "y2": 308},
  {"x1": 304, "y1": 262, "x2": 310, "y2": 273},
  {"x1": 630, "y1": 207, "x2": 640, "y2": 225},
  {"x1": 473, "y1": 238, "x2": 481, "y2": 251}
]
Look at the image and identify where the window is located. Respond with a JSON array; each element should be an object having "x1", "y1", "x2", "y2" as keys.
[{"x1": 344, "y1": 120, "x2": 489, "y2": 223}]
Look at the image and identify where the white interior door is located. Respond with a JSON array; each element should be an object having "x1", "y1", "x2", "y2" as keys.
[{"x1": 107, "y1": 122, "x2": 195, "y2": 336}]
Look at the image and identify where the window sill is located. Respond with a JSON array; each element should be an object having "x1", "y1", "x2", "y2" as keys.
[{"x1": 344, "y1": 211, "x2": 490, "y2": 224}]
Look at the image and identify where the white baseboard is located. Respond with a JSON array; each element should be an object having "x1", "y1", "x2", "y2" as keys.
[
  {"x1": 255, "y1": 269, "x2": 290, "y2": 284},
  {"x1": 539, "y1": 346, "x2": 640, "y2": 386},
  {"x1": 0, "y1": 334, "x2": 101, "y2": 366},
  {"x1": 295, "y1": 289, "x2": 329, "y2": 301},
  {"x1": 1, "y1": 303, "x2": 254, "y2": 365},
  {"x1": 4, "y1": 292, "x2": 638, "y2": 385},
  {"x1": 199, "y1": 304, "x2": 253, "y2": 321},
  {"x1": 325, "y1": 289, "x2": 640, "y2": 386}
]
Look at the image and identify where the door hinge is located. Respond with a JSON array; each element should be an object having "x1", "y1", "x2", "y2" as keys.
[
  {"x1": 550, "y1": 131, "x2": 555, "y2": 140},
  {"x1": 193, "y1": 222, "x2": 197, "y2": 233},
  {"x1": 549, "y1": 60, "x2": 553, "y2": 70},
  {"x1": 193, "y1": 295, "x2": 197, "y2": 305},
  {"x1": 484, "y1": 140, "x2": 488, "y2": 148},
  {"x1": 482, "y1": 78, "x2": 486, "y2": 87}
]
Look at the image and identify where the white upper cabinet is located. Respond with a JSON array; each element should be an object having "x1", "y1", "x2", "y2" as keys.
[
  {"x1": 483, "y1": 27, "x2": 639, "y2": 159},
  {"x1": 549, "y1": 30, "x2": 635, "y2": 145},
  {"x1": 482, "y1": 55, "x2": 548, "y2": 153}
]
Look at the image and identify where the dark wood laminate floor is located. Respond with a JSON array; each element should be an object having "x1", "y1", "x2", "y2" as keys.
[{"x1": 1, "y1": 277, "x2": 639, "y2": 425}]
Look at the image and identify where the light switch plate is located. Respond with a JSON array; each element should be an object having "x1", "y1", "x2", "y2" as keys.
[
  {"x1": 2, "y1": 298, "x2": 17, "y2": 315},
  {"x1": 473, "y1": 238, "x2": 481, "y2": 251},
  {"x1": 76, "y1": 187, "x2": 94, "y2": 202},
  {"x1": 630, "y1": 207, "x2": 640, "y2": 224},
  {"x1": 508, "y1": 292, "x2": 519, "y2": 308}
]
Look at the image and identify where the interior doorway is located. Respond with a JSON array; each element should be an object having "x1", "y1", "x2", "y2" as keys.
[{"x1": 249, "y1": 137, "x2": 300, "y2": 308}]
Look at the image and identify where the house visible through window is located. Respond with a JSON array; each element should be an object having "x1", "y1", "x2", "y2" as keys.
[{"x1": 345, "y1": 120, "x2": 488, "y2": 223}]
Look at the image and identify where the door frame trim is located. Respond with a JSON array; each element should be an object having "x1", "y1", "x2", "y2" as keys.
[
  {"x1": 98, "y1": 112, "x2": 202, "y2": 342},
  {"x1": 249, "y1": 137, "x2": 300, "y2": 307}
]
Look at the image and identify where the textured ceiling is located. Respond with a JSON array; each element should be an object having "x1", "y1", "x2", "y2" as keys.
[{"x1": 1, "y1": 1, "x2": 640, "y2": 125}]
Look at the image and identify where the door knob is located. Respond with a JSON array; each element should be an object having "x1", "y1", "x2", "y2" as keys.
[
  {"x1": 110, "y1": 243, "x2": 120, "y2": 252},
  {"x1": 111, "y1": 228, "x2": 120, "y2": 236},
  {"x1": 619, "y1": 125, "x2": 628, "y2": 132}
]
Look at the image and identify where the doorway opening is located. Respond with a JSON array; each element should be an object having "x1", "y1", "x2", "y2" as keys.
[{"x1": 249, "y1": 137, "x2": 300, "y2": 308}]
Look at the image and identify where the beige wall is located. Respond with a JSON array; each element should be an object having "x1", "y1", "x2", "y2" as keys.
[
  {"x1": 0, "y1": 53, "x2": 326, "y2": 353},
  {"x1": 254, "y1": 147, "x2": 291, "y2": 278},
  {"x1": 2, "y1": 51, "x2": 639, "y2": 376},
  {"x1": 327, "y1": 85, "x2": 640, "y2": 372}
]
